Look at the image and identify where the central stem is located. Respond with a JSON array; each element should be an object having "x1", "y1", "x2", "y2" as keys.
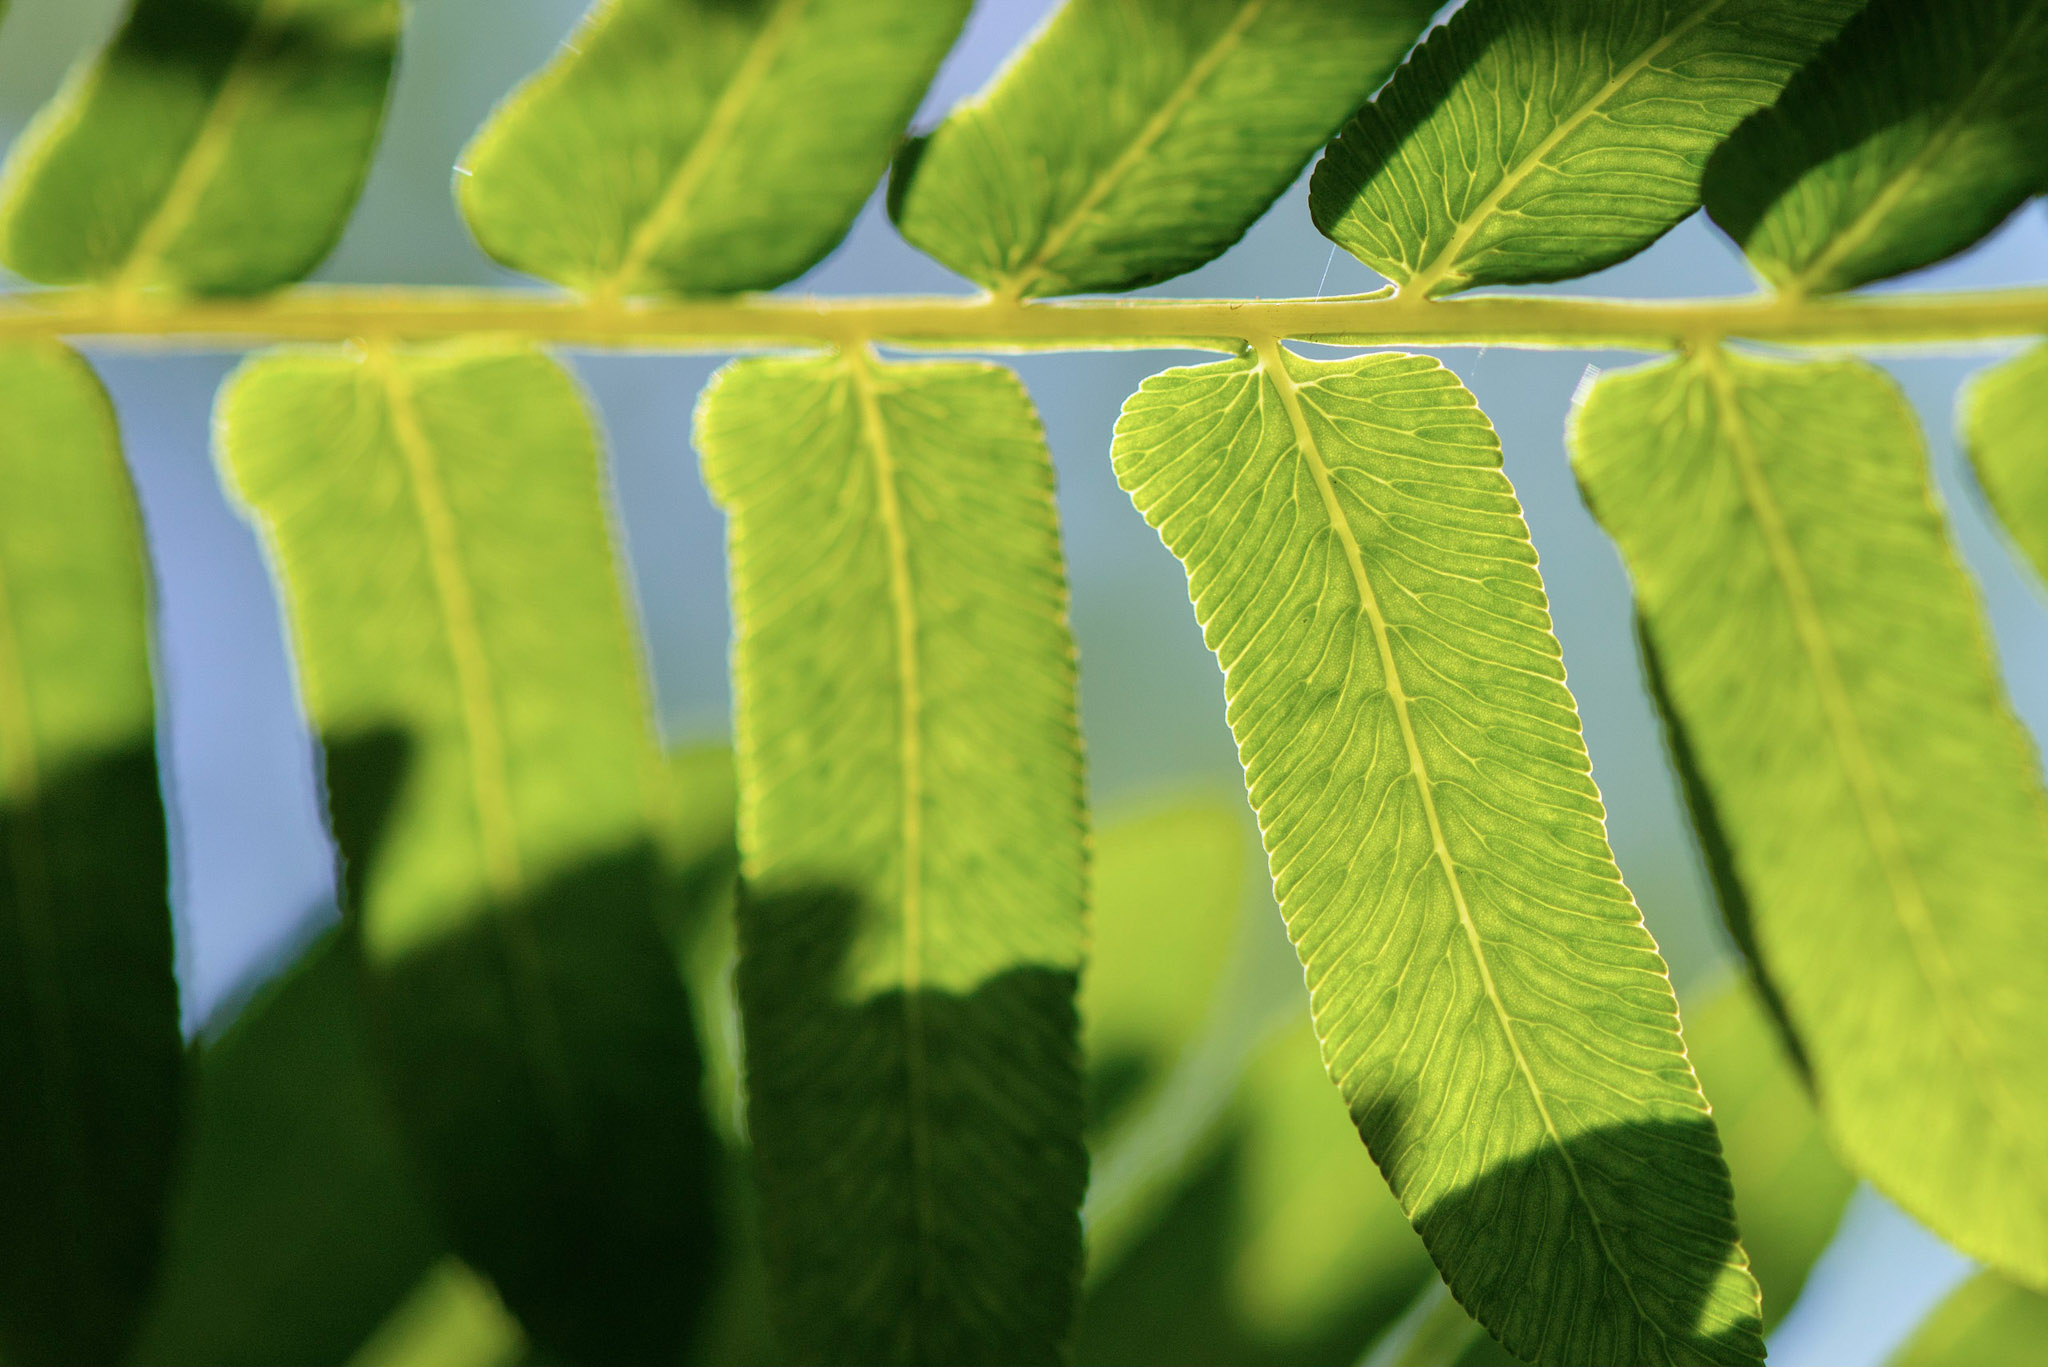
[{"x1": 0, "y1": 285, "x2": 2042, "y2": 352}]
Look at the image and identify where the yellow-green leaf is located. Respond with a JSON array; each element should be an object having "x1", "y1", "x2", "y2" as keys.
[
  {"x1": 216, "y1": 342, "x2": 717, "y2": 1363},
  {"x1": 1572, "y1": 349, "x2": 2048, "y2": 1293},
  {"x1": 458, "y1": 0, "x2": 969, "y2": 298},
  {"x1": 1889, "y1": 1271, "x2": 2048, "y2": 1367},
  {"x1": 1703, "y1": 0, "x2": 2048, "y2": 295},
  {"x1": 889, "y1": 0, "x2": 1438, "y2": 299},
  {"x1": 0, "y1": 342, "x2": 180, "y2": 1367},
  {"x1": 0, "y1": 0, "x2": 400, "y2": 294},
  {"x1": 1112, "y1": 344, "x2": 1762, "y2": 1366},
  {"x1": 696, "y1": 353, "x2": 1088, "y2": 1364},
  {"x1": 1964, "y1": 344, "x2": 2048, "y2": 587},
  {"x1": 1312, "y1": 0, "x2": 1860, "y2": 297}
]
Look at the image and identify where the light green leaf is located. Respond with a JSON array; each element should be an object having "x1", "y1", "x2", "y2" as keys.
[
  {"x1": 1084, "y1": 799, "x2": 1248, "y2": 1131},
  {"x1": 888, "y1": 0, "x2": 1438, "y2": 299},
  {"x1": 0, "y1": 342, "x2": 181, "y2": 1367},
  {"x1": 347, "y1": 1259, "x2": 527, "y2": 1367},
  {"x1": 1889, "y1": 1271, "x2": 2048, "y2": 1367},
  {"x1": 1571, "y1": 349, "x2": 2048, "y2": 1293},
  {"x1": 1681, "y1": 979, "x2": 1852, "y2": 1329},
  {"x1": 1703, "y1": 0, "x2": 2048, "y2": 295},
  {"x1": 696, "y1": 354, "x2": 1088, "y2": 1364},
  {"x1": 458, "y1": 0, "x2": 968, "y2": 298},
  {"x1": 1310, "y1": 0, "x2": 1861, "y2": 298},
  {"x1": 132, "y1": 932, "x2": 443, "y2": 1367},
  {"x1": 0, "y1": 0, "x2": 399, "y2": 294},
  {"x1": 1111, "y1": 344, "x2": 1762, "y2": 1366},
  {"x1": 1964, "y1": 344, "x2": 2048, "y2": 587},
  {"x1": 216, "y1": 342, "x2": 718, "y2": 1364}
]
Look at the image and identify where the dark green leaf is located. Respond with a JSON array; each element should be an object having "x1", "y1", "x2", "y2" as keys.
[
  {"x1": 1078, "y1": 1018, "x2": 1437, "y2": 1367},
  {"x1": 1703, "y1": 0, "x2": 2048, "y2": 295},
  {"x1": 458, "y1": 0, "x2": 969, "y2": 298},
  {"x1": 131, "y1": 932, "x2": 442, "y2": 1367},
  {"x1": 216, "y1": 343, "x2": 717, "y2": 1364},
  {"x1": 696, "y1": 354, "x2": 1088, "y2": 1364},
  {"x1": 889, "y1": 0, "x2": 1438, "y2": 298},
  {"x1": 1572, "y1": 349, "x2": 2048, "y2": 1292},
  {"x1": 0, "y1": 0, "x2": 399, "y2": 293},
  {"x1": 1111, "y1": 344, "x2": 1763, "y2": 1366},
  {"x1": 1310, "y1": 0, "x2": 1861, "y2": 297},
  {"x1": 1964, "y1": 344, "x2": 2048, "y2": 587},
  {"x1": 0, "y1": 342, "x2": 181, "y2": 1367}
]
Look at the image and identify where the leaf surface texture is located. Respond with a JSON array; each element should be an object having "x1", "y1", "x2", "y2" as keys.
[
  {"x1": 889, "y1": 0, "x2": 1439, "y2": 298},
  {"x1": 0, "y1": 342, "x2": 180, "y2": 1367},
  {"x1": 1311, "y1": 0, "x2": 1861, "y2": 297},
  {"x1": 217, "y1": 343, "x2": 717, "y2": 1363},
  {"x1": 459, "y1": 0, "x2": 967, "y2": 297},
  {"x1": 0, "y1": 0, "x2": 398, "y2": 293},
  {"x1": 1703, "y1": 0, "x2": 2048, "y2": 294},
  {"x1": 1572, "y1": 350, "x2": 2048, "y2": 1291},
  {"x1": 1111, "y1": 345, "x2": 1761, "y2": 1366},
  {"x1": 696, "y1": 354, "x2": 1087, "y2": 1364}
]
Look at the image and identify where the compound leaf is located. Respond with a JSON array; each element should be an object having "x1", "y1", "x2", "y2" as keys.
[
  {"x1": 1310, "y1": 0, "x2": 1862, "y2": 298},
  {"x1": 1572, "y1": 349, "x2": 2048, "y2": 1292},
  {"x1": 1681, "y1": 980, "x2": 1852, "y2": 1329},
  {"x1": 0, "y1": 0, "x2": 399, "y2": 294},
  {"x1": 459, "y1": 0, "x2": 968, "y2": 298},
  {"x1": 1889, "y1": 1271, "x2": 2048, "y2": 1367},
  {"x1": 216, "y1": 343, "x2": 717, "y2": 1364},
  {"x1": 1111, "y1": 345, "x2": 1762, "y2": 1366},
  {"x1": 132, "y1": 932, "x2": 443, "y2": 1367},
  {"x1": 1964, "y1": 344, "x2": 2048, "y2": 586},
  {"x1": 696, "y1": 354, "x2": 1087, "y2": 1364},
  {"x1": 0, "y1": 343, "x2": 181, "y2": 1367},
  {"x1": 1703, "y1": 0, "x2": 2048, "y2": 295},
  {"x1": 889, "y1": 0, "x2": 1439, "y2": 299}
]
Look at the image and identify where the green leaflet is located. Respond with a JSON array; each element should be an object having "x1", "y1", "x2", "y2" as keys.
[
  {"x1": 0, "y1": 0, "x2": 398, "y2": 294},
  {"x1": 1888, "y1": 1271, "x2": 2048, "y2": 1367},
  {"x1": 889, "y1": 0, "x2": 1438, "y2": 299},
  {"x1": 1310, "y1": 0, "x2": 1861, "y2": 298},
  {"x1": 1571, "y1": 350, "x2": 2048, "y2": 1293},
  {"x1": 347, "y1": 1259, "x2": 527, "y2": 1367},
  {"x1": 1964, "y1": 344, "x2": 2048, "y2": 586},
  {"x1": 1681, "y1": 980, "x2": 1852, "y2": 1328},
  {"x1": 459, "y1": 0, "x2": 968, "y2": 298},
  {"x1": 1111, "y1": 345, "x2": 1761, "y2": 1366},
  {"x1": 1704, "y1": 0, "x2": 2048, "y2": 295},
  {"x1": 696, "y1": 354, "x2": 1088, "y2": 1364},
  {"x1": 131, "y1": 933, "x2": 443, "y2": 1367},
  {"x1": 0, "y1": 343, "x2": 181, "y2": 1367},
  {"x1": 216, "y1": 343, "x2": 717, "y2": 1364}
]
